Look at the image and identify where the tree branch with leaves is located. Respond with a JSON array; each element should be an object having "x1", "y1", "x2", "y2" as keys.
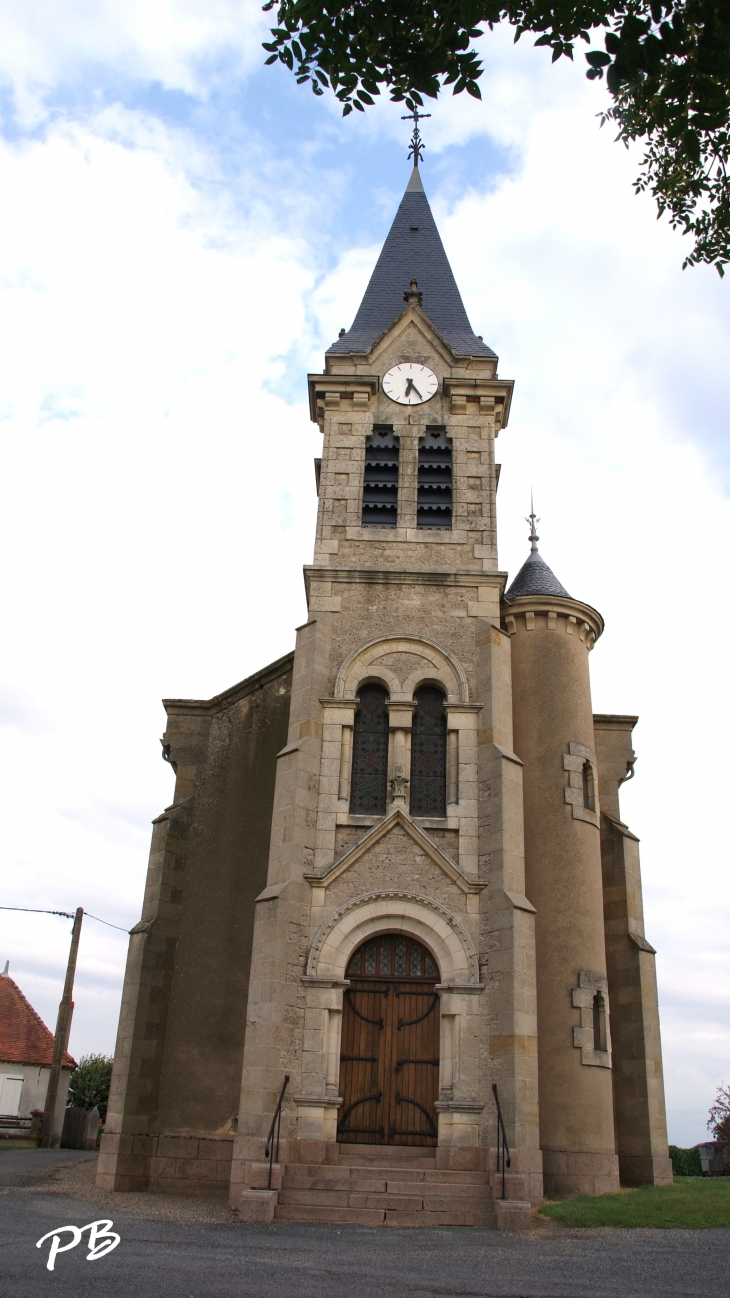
[
  {"x1": 262, "y1": 0, "x2": 730, "y2": 274},
  {"x1": 709, "y1": 1081, "x2": 730, "y2": 1150}
]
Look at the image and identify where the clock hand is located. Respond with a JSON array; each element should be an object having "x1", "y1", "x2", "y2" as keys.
[{"x1": 404, "y1": 378, "x2": 423, "y2": 400}]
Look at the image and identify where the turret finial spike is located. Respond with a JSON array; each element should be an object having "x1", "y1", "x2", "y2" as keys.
[{"x1": 526, "y1": 492, "x2": 540, "y2": 552}]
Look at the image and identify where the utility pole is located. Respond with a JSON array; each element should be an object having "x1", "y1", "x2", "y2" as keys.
[{"x1": 41, "y1": 907, "x2": 83, "y2": 1148}]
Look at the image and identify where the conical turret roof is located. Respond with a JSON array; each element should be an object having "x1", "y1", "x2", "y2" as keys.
[
  {"x1": 505, "y1": 548, "x2": 571, "y2": 600},
  {"x1": 328, "y1": 167, "x2": 495, "y2": 359}
]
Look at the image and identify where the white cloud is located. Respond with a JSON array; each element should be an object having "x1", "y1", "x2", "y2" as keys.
[
  {"x1": 0, "y1": 0, "x2": 267, "y2": 120},
  {"x1": 0, "y1": 108, "x2": 321, "y2": 1057}
]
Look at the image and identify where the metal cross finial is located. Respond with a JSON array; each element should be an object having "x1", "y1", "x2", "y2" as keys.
[
  {"x1": 526, "y1": 492, "x2": 540, "y2": 552},
  {"x1": 402, "y1": 108, "x2": 431, "y2": 166}
]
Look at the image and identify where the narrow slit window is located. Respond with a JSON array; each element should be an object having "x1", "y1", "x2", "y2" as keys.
[
  {"x1": 582, "y1": 760, "x2": 596, "y2": 812},
  {"x1": 409, "y1": 686, "x2": 447, "y2": 818},
  {"x1": 362, "y1": 426, "x2": 399, "y2": 527},
  {"x1": 349, "y1": 683, "x2": 389, "y2": 816},
  {"x1": 418, "y1": 428, "x2": 452, "y2": 530},
  {"x1": 592, "y1": 992, "x2": 607, "y2": 1052}
]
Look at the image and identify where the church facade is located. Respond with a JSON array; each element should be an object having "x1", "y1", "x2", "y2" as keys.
[{"x1": 98, "y1": 164, "x2": 672, "y2": 1225}]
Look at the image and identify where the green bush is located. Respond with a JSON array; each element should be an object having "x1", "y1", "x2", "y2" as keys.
[
  {"x1": 68, "y1": 1054, "x2": 113, "y2": 1121},
  {"x1": 669, "y1": 1145, "x2": 703, "y2": 1177}
]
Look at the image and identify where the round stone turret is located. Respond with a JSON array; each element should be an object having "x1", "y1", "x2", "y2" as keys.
[{"x1": 503, "y1": 517, "x2": 619, "y2": 1199}]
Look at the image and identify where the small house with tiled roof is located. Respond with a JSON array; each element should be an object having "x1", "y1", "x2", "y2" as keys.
[{"x1": 0, "y1": 967, "x2": 75, "y2": 1135}]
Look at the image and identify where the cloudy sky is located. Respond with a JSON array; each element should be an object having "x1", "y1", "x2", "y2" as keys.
[{"x1": 1, "y1": 2, "x2": 728, "y2": 1149}]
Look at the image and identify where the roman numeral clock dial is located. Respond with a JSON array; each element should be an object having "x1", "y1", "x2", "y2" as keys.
[{"x1": 382, "y1": 363, "x2": 438, "y2": 406}]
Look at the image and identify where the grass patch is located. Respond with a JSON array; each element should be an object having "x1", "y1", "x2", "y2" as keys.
[{"x1": 540, "y1": 1177, "x2": 730, "y2": 1228}]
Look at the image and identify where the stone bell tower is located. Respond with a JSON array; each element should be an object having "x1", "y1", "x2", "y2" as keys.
[
  {"x1": 99, "y1": 154, "x2": 671, "y2": 1222},
  {"x1": 229, "y1": 161, "x2": 545, "y2": 1220}
]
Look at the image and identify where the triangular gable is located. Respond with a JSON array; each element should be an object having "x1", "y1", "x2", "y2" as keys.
[
  {"x1": 304, "y1": 807, "x2": 484, "y2": 895},
  {"x1": 368, "y1": 304, "x2": 459, "y2": 368}
]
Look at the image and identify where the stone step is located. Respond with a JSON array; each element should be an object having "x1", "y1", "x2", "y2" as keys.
[
  {"x1": 385, "y1": 1179, "x2": 485, "y2": 1198},
  {"x1": 338, "y1": 1147, "x2": 436, "y2": 1166},
  {"x1": 284, "y1": 1170, "x2": 390, "y2": 1193},
  {"x1": 274, "y1": 1202, "x2": 494, "y2": 1228},
  {"x1": 279, "y1": 1187, "x2": 492, "y2": 1211},
  {"x1": 283, "y1": 1165, "x2": 486, "y2": 1190},
  {"x1": 385, "y1": 1206, "x2": 495, "y2": 1227},
  {"x1": 273, "y1": 1143, "x2": 495, "y2": 1227},
  {"x1": 279, "y1": 1189, "x2": 426, "y2": 1211},
  {"x1": 274, "y1": 1205, "x2": 386, "y2": 1226}
]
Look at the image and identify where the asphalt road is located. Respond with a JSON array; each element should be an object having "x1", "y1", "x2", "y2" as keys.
[{"x1": 1, "y1": 1150, "x2": 728, "y2": 1298}]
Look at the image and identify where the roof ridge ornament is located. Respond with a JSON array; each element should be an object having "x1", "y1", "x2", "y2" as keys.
[
  {"x1": 402, "y1": 107, "x2": 431, "y2": 167},
  {"x1": 404, "y1": 277, "x2": 423, "y2": 307},
  {"x1": 526, "y1": 492, "x2": 540, "y2": 552}
]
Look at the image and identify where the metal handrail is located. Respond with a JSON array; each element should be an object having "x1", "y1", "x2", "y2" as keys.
[
  {"x1": 264, "y1": 1075, "x2": 289, "y2": 1190},
  {"x1": 491, "y1": 1083, "x2": 511, "y2": 1200}
]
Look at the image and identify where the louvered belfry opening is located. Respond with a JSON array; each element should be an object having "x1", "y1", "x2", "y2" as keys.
[
  {"x1": 362, "y1": 426, "x2": 399, "y2": 527},
  {"x1": 417, "y1": 428, "x2": 452, "y2": 529},
  {"x1": 410, "y1": 686, "x2": 447, "y2": 818},
  {"x1": 349, "y1": 683, "x2": 389, "y2": 816},
  {"x1": 338, "y1": 933, "x2": 440, "y2": 1146}
]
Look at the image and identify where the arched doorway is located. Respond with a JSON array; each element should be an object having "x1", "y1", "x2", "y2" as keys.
[{"x1": 337, "y1": 933, "x2": 440, "y2": 1147}]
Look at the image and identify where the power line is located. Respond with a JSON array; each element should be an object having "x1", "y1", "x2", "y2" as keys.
[
  {"x1": 0, "y1": 905, "x2": 129, "y2": 932},
  {"x1": 83, "y1": 912, "x2": 129, "y2": 933},
  {"x1": 0, "y1": 905, "x2": 75, "y2": 919}
]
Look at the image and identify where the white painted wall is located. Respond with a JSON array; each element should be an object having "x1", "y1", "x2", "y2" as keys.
[{"x1": 0, "y1": 1061, "x2": 73, "y2": 1124}]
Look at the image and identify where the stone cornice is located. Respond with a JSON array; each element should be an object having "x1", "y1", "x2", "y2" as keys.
[
  {"x1": 442, "y1": 375, "x2": 513, "y2": 428},
  {"x1": 163, "y1": 651, "x2": 294, "y2": 717},
  {"x1": 307, "y1": 371, "x2": 380, "y2": 423},
  {"x1": 501, "y1": 594, "x2": 604, "y2": 646},
  {"x1": 305, "y1": 566, "x2": 507, "y2": 596}
]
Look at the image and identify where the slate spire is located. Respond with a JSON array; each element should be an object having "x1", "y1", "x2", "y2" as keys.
[
  {"x1": 505, "y1": 502, "x2": 571, "y2": 600},
  {"x1": 328, "y1": 168, "x2": 495, "y2": 359}
]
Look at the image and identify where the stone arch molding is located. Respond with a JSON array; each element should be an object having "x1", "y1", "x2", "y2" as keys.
[
  {"x1": 334, "y1": 635, "x2": 468, "y2": 703},
  {"x1": 308, "y1": 891, "x2": 480, "y2": 985}
]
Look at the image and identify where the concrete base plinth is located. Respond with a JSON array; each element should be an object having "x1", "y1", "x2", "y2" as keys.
[
  {"x1": 619, "y1": 1154, "x2": 674, "y2": 1187},
  {"x1": 542, "y1": 1149, "x2": 620, "y2": 1198},
  {"x1": 495, "y1": 1200, "x2": 532, "y2": 1230},
  {"x1": 247, "y1": 1162, "x2": 282, "y2": 1191},
  {"x1": 234, "y1": 1190, "x2": 278, "y2": 1222},
  {"x1": 97, "y1": 1131, "x2": 233, "y2": 1197},
  {"x1": 486, "y1": 1146, "x2": 544, "y2": 1205}
]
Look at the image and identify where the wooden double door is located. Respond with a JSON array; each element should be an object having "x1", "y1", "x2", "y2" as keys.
[{"x1": 337, "y1": 933, "x2": 440, "y2": 1147}]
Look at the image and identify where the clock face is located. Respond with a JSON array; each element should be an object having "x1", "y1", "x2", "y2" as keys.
[{"x1": 382, "y1": 363, "x2": 438, "y2": 406}]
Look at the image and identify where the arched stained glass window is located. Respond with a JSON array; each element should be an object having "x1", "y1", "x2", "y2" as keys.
[
  {"x1": 349, "y1": 683, "x2": 389, "y2": 816},
  {"x1": 409, "y1": 686, "x2": 446, "y2": 818}
]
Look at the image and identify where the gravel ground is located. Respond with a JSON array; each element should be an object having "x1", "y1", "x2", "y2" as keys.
[{"x1": 1, "y1": 1149, "x2": 728, "y2": 1298}]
